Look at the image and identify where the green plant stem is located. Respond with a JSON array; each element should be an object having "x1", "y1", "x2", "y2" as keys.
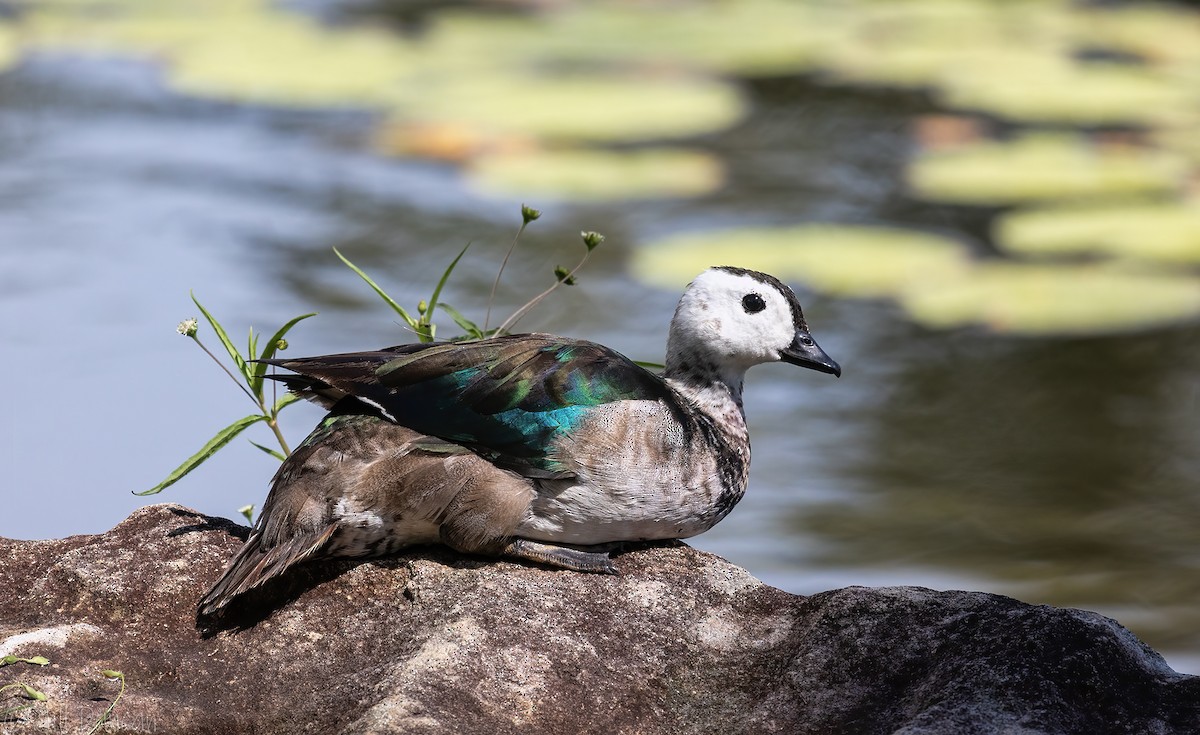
[
  {"x1": 192, "y1": 337, "x2": 258, "y2": 406},
  {"x1": 194, "y1": 336, "x2": 292, "y2": 456},
  {"x1": 485, "y1": 221, "x2": 528, "y2": 333},
  {"x1": 266, "y1": 415, "x2": 291, "y2": 456},
  {"x1": 88, "y1": 672, "x2": 125, "y2": 735},
  {"x1": 497, "y1": 250, "x2": 590, "y2": 334}
]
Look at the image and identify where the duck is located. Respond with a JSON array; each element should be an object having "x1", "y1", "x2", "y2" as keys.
[{"x1": 197, "y1": 266, "x2": 840, "y2": 620}]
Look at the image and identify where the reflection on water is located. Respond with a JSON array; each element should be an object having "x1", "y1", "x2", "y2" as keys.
[
  {"x1": 0, "y1": 50, "x2": 1196, "y2": 672},
  {"x1": 796, "y1": 325, "x2": 1200, "y2": 656}
]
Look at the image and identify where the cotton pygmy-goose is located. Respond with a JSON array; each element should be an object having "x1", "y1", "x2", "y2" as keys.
[{"x1": 198, "y1": 266, "x2": 839, "y2": 620}]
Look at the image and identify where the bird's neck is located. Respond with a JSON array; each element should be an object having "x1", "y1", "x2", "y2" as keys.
[{"x1": 663, "y1": 353, "x2": 747, "y2": 430}]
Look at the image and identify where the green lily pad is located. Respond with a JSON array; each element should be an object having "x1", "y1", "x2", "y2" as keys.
[
  {"x1": 26, "y1": 0, "x2": 417, "y2": 108},
  {"x1": 468, "y1": 148, "x2": 723, "y2": 202},
  {"x1": 27, "y1": 0, "x2": 257, "y2": 55},
  {"x1": 384, "y1": 72, "x2": 745, "y2": 144},
  {"x1": 0, "y1": 26, "x2": 17, "y2": 73},
  {"x1": 940, "y1": 58, "x2": 1194, "y2": 126},
  {"x1": 899, "y1": 262, "x2": 1200, "y2": 335},
  {"x1": 169, "y1": 16, "x2": 416, "y2": 108},
  {"x1": 819, "y1": 1, "x2": 1070, "y2": 88},
  {"x1": 1070, "y1": 5, "x2": 1200, "y2": 68},
  {"x1": 632, "y1": 224, "x2": 969, "y2": 296},
  {"x1": 908, "y1": 134, "x2": 1188, "y2": 206},
  {"x1": 426, "y1": 2, "x2": 832, "y2": 77},
  {"x1": 1155, "y1": 121, "x2": 1200, "y2": 166},
  {"x1": 996, "y1": 201, "x2": 1200, "y2": 264}
]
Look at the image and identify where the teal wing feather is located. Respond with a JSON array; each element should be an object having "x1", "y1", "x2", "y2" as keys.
[{"x1": 264, "y1": 334, "x2": 669, "y2": 474}]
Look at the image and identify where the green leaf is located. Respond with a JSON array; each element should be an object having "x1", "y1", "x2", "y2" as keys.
[
  {"x1": 273, "y1": 392, "x2": 302, "y2": 412},
  {"x1": 136, "y1": 414, "x2": 268, "y2": 496},
  {"x1": 238, "y1": 504, "x2": 255, "y2": 524},
  {"x1": 421, "y1": 243, "x2": 472, "y2": 342},
  {"x1": 0, "y1": 654, "x2": 48, "y2": 667},
  {"x1": 191, "y1": 292, "x2": 251, "y2": 384},
  {"x1": 99, "y1": 670, "x2": 123, "y2": 680},
  {"x1": 334, "y1": 248, "x2": 418, "y2": 329},
  {"x1": 20, "y1": 684, "x2": 46, "y2": 701},
  {"x1": 250, "y1": 312, "x2": 317, "y2": 395},
  {"x1": 248, "y1": 440, "x2": 286, "y2": 461},
  {"x1": 437, "y1": 302, "x2": 484, "y2": 339}
]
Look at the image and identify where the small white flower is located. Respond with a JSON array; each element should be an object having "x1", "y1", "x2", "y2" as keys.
[{"x1": 177, "y1": 318, "x2": 199, "y2": 337}]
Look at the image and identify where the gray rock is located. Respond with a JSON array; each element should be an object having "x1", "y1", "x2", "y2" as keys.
[{"x1": 0, "y1": 504, "x2": 1195, "y2": 734}]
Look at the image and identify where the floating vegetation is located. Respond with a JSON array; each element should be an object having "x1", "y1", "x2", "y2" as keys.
[
  {"x1": 1070, "y1": 5, "x2": 1200, "y2": 68},
  {"x1": 995, "y1": 201, "x2": 1200, "y2": 264},
  {"x1": 898, "y1": 263, "x2": 1200, "y2": 335},
  {"x1": 908, "y1": 134, "x2": 1188, "y2": 206},
  {"x1": 635, "y1": 223, "x2": 1200, "y2": 335},
  {"x1": 820, "y1": 1, "x2": 1067, "y2": 88},
  {"x1": 632, "y1": 225, "x2": 970, "y2": 296},
  {"x1": 939, "y1": 59, "x2": 1193, "y2": 127},
  {"x1": 169, "y1": 19, "x2": 416, "y2": 108},
  {"x1": 0, "y1": 26, "x2": 16, "y2": 74},
  {"x1": 14, "y1": 0, "x2": 1200, "y2": 333},
  {"x1": 381, "y1": 73, "x2": 745, "y2": 145},
  {"x1": 1155, "y1": 122, "x2": 1200, "y2": 166},
  {"x1": 468, "y1": 148, "x2": 724, "y2": 202},
  {"x1": 413, "y1": 4, "x2": 830, "y2": 78}
]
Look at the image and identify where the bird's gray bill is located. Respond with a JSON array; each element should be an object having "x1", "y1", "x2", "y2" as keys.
[{"x1": 780, "y1": 330, "x2": 841, "y2": 377}]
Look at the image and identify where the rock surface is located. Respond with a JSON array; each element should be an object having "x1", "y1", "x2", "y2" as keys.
[{"x1": 0, "y1": 504, "x2": 1196, "y2": 734}]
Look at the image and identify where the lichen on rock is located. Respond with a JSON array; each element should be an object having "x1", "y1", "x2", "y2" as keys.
[{"x1": 0, "y1": 504, "x2": 1196, "y2": 734}]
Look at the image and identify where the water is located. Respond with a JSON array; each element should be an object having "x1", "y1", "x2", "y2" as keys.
[{"x1": 1, "y1": 56, "x2": 1197, "y2": 674}]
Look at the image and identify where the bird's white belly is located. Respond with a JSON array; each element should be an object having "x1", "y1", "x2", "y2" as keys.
[
  {"x1": 515, "y1": 479, "x2": 721, "y2": 545},
  {"x1": 513, "y1": 398, "x2": 743, "y2": 545}
]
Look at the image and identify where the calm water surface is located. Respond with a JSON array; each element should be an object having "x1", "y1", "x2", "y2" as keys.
[{"x1": 1, "y1": 56, "x2": 1197, "y2": 672}]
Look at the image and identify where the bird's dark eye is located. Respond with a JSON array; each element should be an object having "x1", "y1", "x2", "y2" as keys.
[{"x1": 742, "y1": 293, "x2": 766, "y2": 314}]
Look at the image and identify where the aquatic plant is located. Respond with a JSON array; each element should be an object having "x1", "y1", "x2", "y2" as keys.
[{"x1": 142, "y1": 206, "x2": 604, "y2": 507}]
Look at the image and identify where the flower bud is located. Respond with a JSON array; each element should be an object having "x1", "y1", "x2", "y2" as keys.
[
  {"x1": 580, "y1": 231, "x2": 604, "y2": 251},
  {"x1": 554, "y1": 266, "x2": 576, "y2": 285}
]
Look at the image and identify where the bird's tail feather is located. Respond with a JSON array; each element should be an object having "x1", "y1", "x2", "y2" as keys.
[{"x1": 197, "y1": 525, "x2": 337, "y2": 621}]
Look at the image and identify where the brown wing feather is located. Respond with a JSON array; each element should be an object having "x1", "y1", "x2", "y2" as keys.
[{"x1": 196, "y1": 524, "x2": 336, "y2": 620}]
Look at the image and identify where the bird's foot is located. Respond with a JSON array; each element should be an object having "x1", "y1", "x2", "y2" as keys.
[{"x1": 502, "y1": 538, "x2": 618, "y2": 574}]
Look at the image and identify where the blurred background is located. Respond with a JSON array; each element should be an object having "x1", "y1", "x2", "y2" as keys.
[{"x1": 1, "y1": 0, "x2": 1198, "y2": 671}]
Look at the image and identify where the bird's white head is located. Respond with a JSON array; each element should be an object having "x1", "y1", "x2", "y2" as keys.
[{"x1": 665, "y1": 266, "x2": 841, "y2": 383}]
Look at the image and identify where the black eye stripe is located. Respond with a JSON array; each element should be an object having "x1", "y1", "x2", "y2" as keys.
[{"x1": 742, "y1": 292, "x2": 766, "y2": 314}]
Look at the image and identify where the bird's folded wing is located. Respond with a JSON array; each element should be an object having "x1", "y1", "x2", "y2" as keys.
[{"x1": 262, "y1": 334, "x2": 671, "y2": 474}]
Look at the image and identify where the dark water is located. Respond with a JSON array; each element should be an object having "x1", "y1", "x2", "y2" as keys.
[{"x1": 1, "y1": 56, "x2": 1197, "y2": 672}]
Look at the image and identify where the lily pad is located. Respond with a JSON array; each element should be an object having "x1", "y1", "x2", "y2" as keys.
[
  {"x1": 996, "y1": 201, "x2": 1200, "y2": 264},
  {"x1": 908, "y1": 134, "x2": 1188, "y2": 206},
  {"x1": 1070, "y1": 5, "x2": 1200, "y2": 68},
  {"x1": 169, "y1": 15, "x2": 416, "y2": 108},
  {"x1": 426, "y1": 3, "x2": 832, "y2": 77},
  {"x1": 468, "y1": 148, "x2": 724, "y2": 202},
  {"x1": 0, "y1": 26, "x2": 17, "y2": 74},
  {"x1": 25, "y1": 0, "x2": 418, "y2": 108},
  {"x1": 383, "y1": 72, "x2": 745, "y2": 144},
  {"x1": 819, "y1": 1, "x2": 1071, "y2": 88},
  {"x1": 632, "y1": 224, "x2": 969, "y2": 296},
  {"x1": 1155, "y1": 121, "x2": 1200, "y2": 166},
  {"x1": 940, "y1": 58, "x2": 1194, "y2": 126},
  {"x1": 898, "y1": 262, "x2": 1200, "y2": 335}
]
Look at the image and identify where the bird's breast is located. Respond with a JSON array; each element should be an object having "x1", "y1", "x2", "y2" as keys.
[{"x1": 515, "y1": 398, "x2": 750, "y2": 545}]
